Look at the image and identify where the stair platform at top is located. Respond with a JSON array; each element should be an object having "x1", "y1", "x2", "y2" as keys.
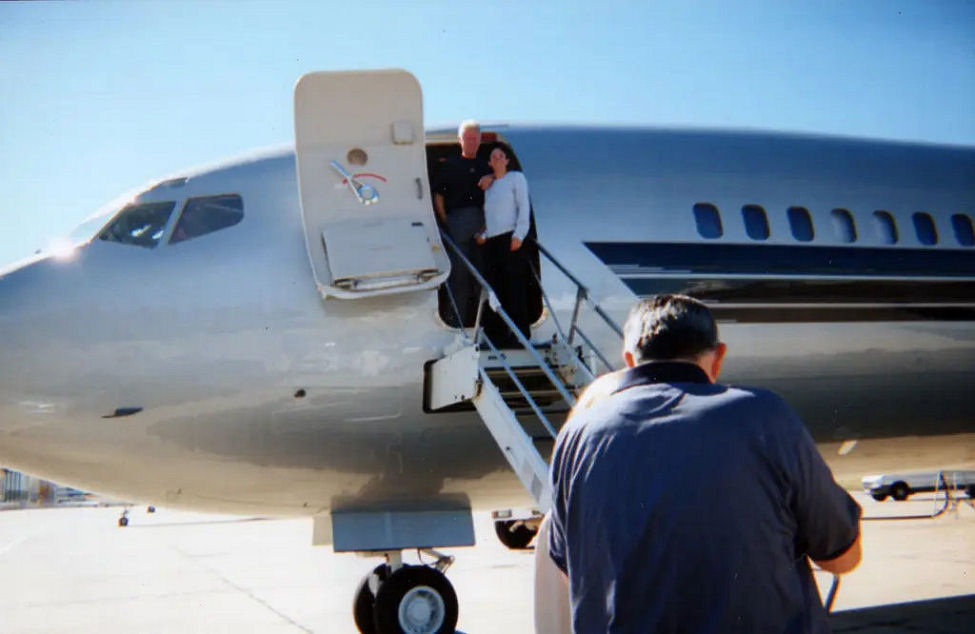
[{"x1": 424, "y1": 339, "x2": 592, "y2": 415}]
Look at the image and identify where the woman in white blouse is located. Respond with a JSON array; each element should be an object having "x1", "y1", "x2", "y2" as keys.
[{"x1": 475, "y1": 145, "x2": 533, "y2": 346}]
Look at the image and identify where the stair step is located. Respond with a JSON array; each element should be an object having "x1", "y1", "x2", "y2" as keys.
[
  {"x1": 485, "y1": 367, "x2": 558, "y2": 379},
  {"x1": 499, "y1": 389, "x2": 564, "y2": 399},
  {"x1": 503, "y1": 400, "x2": 563, "y2": 410},
  {"x1": 488, "y1": 374, "x2": 555, "y2": 392}
]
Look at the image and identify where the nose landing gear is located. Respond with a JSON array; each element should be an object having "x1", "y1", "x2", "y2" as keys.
[{"x1": 353, "y1": 550, "x2": 458, "y2": 634}]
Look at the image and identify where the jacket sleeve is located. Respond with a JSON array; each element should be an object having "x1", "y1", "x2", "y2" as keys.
[
  {"x1": 547, "y1": 429, "x2": 570, "y2": 573},
  {"x1": 785, "y1": 402, "x2": 862, "y2": 561},
  {"x1": 513, "y1": 172, "x2": 531, "y2": 241}
]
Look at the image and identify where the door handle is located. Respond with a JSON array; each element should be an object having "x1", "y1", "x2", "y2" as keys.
[{"x1": 330, "y1": 160, "x2": 379, "y2": 206}]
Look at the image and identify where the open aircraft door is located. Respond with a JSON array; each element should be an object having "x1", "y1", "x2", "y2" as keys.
[{"x1": 294, "y1": 70, "x2": 449, "y2": 299}]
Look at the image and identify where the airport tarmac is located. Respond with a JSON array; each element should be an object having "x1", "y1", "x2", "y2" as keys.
[{"x1": 0, "y1": 492, "x2": 972, "y2": 633}]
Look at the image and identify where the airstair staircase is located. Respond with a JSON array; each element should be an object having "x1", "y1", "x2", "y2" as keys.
[{"x1": 425, "y1": 234, "x2": 623, "y2": 512}]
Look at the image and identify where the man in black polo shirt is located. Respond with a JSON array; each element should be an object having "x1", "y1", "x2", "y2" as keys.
[
  {"x1": 434, "y1": 120, "x2": 493, "y2": 327},
  {"x1": 546, "y1": 294, "x2": 862, "y2": 633}
]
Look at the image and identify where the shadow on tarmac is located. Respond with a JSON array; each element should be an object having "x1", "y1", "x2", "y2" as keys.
[{"x1": 830, "y1": 594, "x2": 975, "y2": 633}]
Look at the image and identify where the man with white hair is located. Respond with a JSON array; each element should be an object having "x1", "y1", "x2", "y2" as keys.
[{"x1": 434, "y1": 120, "x2": 493, "y2": 326}]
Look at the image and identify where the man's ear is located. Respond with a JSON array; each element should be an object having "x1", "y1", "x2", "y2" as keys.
[
  {"x1": 708, "y1": 343, "x2": 728, "y2": 382},
  {"x1": 623, "y1": 350, "x2": 636, "y2": 368}
]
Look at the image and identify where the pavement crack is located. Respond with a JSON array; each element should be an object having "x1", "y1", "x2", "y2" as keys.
[{"x1": 168, "y1": 543, "x2": 313, "y2": 633}]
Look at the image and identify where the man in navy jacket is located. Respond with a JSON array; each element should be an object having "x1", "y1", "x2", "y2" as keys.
[{"x1": 544, "y1": 294, "x2": 862, "y2": 633}]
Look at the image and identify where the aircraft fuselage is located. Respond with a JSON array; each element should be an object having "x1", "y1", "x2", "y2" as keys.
[{"x1": 1, "y1": 126, "x2": 973, "y2": 516}]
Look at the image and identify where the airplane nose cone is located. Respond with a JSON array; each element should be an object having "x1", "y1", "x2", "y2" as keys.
[
  {"x1": 0, "y1": 256, "x2": 46, "y2": 426},
  {"x1": 1, "y1": 254, "x2": 47, "y2": 341},
  {"x1": 0, "y1": 252, "x2": 82, "y2": 339},
  {"x1": 0, "y1": 252, "x2": 97, "y2": 415}
]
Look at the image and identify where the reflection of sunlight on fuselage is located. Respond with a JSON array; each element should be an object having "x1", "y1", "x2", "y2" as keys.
[
  {"x1": 44, "y1": 237, "x2": 79, "y2": 262},
  {"x1": 35, "y1": 186, "x2": 145, "y2": 259}
]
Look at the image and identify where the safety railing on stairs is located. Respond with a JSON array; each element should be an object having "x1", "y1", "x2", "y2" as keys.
[
  {"x1": 528, "y1": 238, "x2": 623, "y2": 375},
  {"x1": 435, "y1": 230, "x2": 629, "y2": 511},
  {"x1": 439, "y1": 229, "x2": 623, "y2": 381},
  {"x1": 438, "y1": 231, "x2": 577, "y2": 435}
]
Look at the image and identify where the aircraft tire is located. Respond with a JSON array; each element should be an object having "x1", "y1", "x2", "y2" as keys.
[
  {"x1": 494, "y1": 519, "x2": 537, "y2": 549},
  {"x1": 118, "y1": 516, "x2": 128, "y2": 527},
  {"x1": 353, "y1": 564, "x2": 387, "y2": 634},
  {"x1": 871, "y1": 492, "x2": 887, "y2": 502},
  {"x1": 373, "y1": 564, "x2": 457, "y2": 634},
  {"x1": 891, "y1": 482, "x2": 910, "y2": 501}
]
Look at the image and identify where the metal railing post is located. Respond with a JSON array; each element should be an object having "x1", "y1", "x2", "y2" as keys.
[
  {"x1": 530, "y1": 237, "x2": 624, "y2": 342},
  {"x1": 568, "y1": 287, "x2": 585, "y2": 345}
]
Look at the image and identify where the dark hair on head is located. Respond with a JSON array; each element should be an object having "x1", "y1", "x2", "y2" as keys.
[
  {"x1": 485, "y1": 143, "x2": 523, "y2": 171},
  {"x1": 623, "y1": 294, "x2": 719, "y2": 363}
]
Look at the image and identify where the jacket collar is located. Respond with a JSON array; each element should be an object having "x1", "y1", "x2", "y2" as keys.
[{"x1": 613, "y1": 361, "x2": 712, "y2": 393}]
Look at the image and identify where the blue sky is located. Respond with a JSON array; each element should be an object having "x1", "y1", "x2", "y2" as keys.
[{"x1": 1, "y1": 0, "x2": 973, "y2": 263}]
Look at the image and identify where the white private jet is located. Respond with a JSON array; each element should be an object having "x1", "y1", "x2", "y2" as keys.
[{"x1": 1, "y1": 70, "x2": 973, "y2": 633}]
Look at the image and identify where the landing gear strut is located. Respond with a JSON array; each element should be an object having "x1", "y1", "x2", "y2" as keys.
[{"x1": 353, "y1": 550, "x2": 458, "y2": 634}]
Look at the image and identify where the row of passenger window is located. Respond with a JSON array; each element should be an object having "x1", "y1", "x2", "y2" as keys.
[
  {"x1": 98, "y1": 194, "x2": 244, "y2": 248},
  {"x1": 693, "y1": 203, "x2": 975, "y2": 247}
]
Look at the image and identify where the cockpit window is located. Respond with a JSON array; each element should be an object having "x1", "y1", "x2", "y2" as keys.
[
  {"x1": 98, "y1": 201, "x2": 176, "y2": 248},
  {"x1": 170, "y1": 194, "x2": 244, "y2": 244}
]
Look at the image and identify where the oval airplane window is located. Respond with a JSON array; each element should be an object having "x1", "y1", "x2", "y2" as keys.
[
  {"x1": 787, "y1": 206, "x2": 814, "y2": 242},
  {"x1": 951, "y1": 214, "x2": 975, "y2": 247},
  {"x1": 912, "y1": 212, "x2": 938, "y2": 246},
  {"x1": 170, "y1": 194, "x2": 244, "y2": 244},
  {"x1": 873, "y1": 210, "x2": 898, "y2": 244},
  {"x1": 742, "y1": 205, "x2": 769, "y2": 240},
  {"x1": 693, "y1": 203, "x2": 723, "y2": 239},
  {"x1": 830, "y1": 208, "x2": 857, "y2": 243}
]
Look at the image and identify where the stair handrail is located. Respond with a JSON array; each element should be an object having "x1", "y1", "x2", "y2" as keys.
[
  {"x1": 529, "y1": 238, "x2": 623, "y2": 373},
  {"x1": 476, "y1": 331, "x2": 561, "y2": 439},
  {"x1": 523, "y1": 258, "x2": 616, "y2": 375},
  {"x1": 441, "y1": 271, "x2": 476, "y2": 346},
  {"x1": 439, "y1": 231, "x2": 577, "y2": 410},
  {"x1": 530, "y1": 238, "x2": 623, "y2": 340},
  {"x1": 437, "y1": 236, "x2": 569, "y2": 434}
]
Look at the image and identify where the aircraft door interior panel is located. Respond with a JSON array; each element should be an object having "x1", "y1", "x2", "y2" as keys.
[{"x1": 294, "y1": 70, "x2": 450, "y2": 298}]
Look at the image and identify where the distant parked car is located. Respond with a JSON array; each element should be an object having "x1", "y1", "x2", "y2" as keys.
[{"x1": 861, "y1": 471, "x2": 975, "y2": 501}]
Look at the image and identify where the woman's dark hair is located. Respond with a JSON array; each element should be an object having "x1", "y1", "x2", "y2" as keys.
[{"x1": 487, "y1": 143, "x2": 522, "y2": 171}]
